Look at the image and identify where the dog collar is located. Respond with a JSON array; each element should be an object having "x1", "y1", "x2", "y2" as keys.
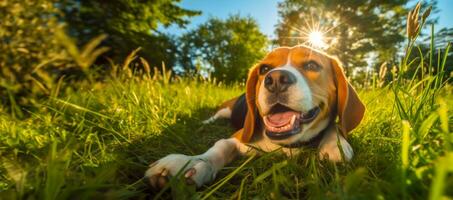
[{"x1": 280, "y1": 127, "x2": 328, "y2": 149}]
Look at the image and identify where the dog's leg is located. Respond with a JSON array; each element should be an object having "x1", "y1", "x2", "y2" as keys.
[
  {"x1": 202, "y1": 107, "x2": 232, "y2": 124},
  {"x1": 203, "y1": 97, "x2": 239, "y2": 124},
  {"x1": 318, "y1": 126, "x2": 354, "y2": 162},
  {"x1": 144, "y1": 137, "x2": 249, "y2": 189},
  {"x1": 202, "y1": 96, "x2": 239, "y2": 124}
]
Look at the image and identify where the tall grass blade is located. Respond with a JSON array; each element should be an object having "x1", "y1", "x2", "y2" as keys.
[
  {"x1": 419, "y1": 113, "x2": 439, "y2": 139},
  {"x1": 201, "y1": 154, "x2": 255, "y2": 200},
  {"x1": 44, "y1": 141, "x2": 71, "y2": 200},
  {"x1": 429, "y1": 153, "x2": 453, "y2": 200},
  {"x1": 401, "y1": 120, "x2": 411, "y2": 200},
  {"x1": 253, "y1": 160, "x2": 287, "y2": 184},
  {"x1": 436, "y1": 98, "x2": 451, "y2": 150}
]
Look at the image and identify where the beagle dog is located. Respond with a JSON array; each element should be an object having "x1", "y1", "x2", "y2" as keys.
[{"x1": 145, "y1": 45, "x2": 365, "y2": 189}]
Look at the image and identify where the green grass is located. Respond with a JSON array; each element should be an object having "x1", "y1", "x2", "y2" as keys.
[
  {"x1": 1, "y1": 10, "x2": 452, "y2": 199},
  {"x1": 0, "y1": 74, "x2": 451, "y2": 199},
  {"x1": 0, "y1": 77, "x2": 242, "y2": 199}
]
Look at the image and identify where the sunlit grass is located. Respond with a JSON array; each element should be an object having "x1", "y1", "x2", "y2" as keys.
[
  {"x1": 0, "y1": 71, "x2": 451, "y2": 199},
  {"x1": 0, "y1": 4, "x2": 452, "y2": 199}
]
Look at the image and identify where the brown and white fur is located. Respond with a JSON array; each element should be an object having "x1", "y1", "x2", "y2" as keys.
[{"x1": 145, "y1": 45, "x2": 365, "y2": 189}]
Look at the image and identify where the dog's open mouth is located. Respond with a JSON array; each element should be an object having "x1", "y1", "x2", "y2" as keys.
[{"x1": 263, "y1": 104, "x2": 320, "y2": 140}]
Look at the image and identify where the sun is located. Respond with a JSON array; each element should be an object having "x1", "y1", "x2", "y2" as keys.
[
  {"x1": 308, "y1": 31, "x2": 327, "y2": 48},
  {"x1": 285, "y1": 15, "x2": 340, "y2": 50}
]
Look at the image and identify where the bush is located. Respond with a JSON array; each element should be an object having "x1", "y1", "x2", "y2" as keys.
[
  {"x1": 0, "y1": 0, "x2": 71, "y2": 117},
  {"x1": 0, "y1": 0, "x2": 113, "y2": 117}
]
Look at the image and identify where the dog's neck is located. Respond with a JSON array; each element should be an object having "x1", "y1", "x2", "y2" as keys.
[{"x1": 279, "y1": 126, "x2": 328, "y2": 148}]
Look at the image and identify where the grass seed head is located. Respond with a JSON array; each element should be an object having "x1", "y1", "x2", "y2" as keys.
[
  {"x1": 379, "y1": 62, "x2": 388, "y2": 80},
  {"x1": 407, "y1": 2, "x2": 421, "y2": 40},
  {"x1": 422, "y1": 6, "x2": 432, "y2": 22},
  {"x1": 140, "y1": 57, "x2": 151, "y2": 75}
]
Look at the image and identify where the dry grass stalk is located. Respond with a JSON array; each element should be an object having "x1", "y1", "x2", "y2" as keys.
[
  {"x1": 378, "y1": 62, "x2": 388, "y2": 87},
  {"x1": 407, "y1": 2, "x2": 421, "y2": 40},
  {"x1": 122, "y1": 47, "x2": 142, "y2": 78},
  {"x1": 139, "y1": 57, "x2": 151, "y2": 79}
]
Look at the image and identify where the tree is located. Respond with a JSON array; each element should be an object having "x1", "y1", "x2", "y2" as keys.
[
  {"x1": 275, "y1": 0, "x2": 437, "y2": 74},
  {"x1": 62, "y1": 0, "x2": 200, "y2": 68},
  {"x1": 179, "y1": 15, "x2": 268, "y2": 82}
]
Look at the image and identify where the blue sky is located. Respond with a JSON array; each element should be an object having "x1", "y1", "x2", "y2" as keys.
[{"x1": 162, "y1": 0, "x2": 453, "y2": 38}]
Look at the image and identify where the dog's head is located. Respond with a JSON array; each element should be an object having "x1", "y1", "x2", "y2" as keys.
[{"x1": 236, "y1": 45, "x2": 365, "y2": 145}]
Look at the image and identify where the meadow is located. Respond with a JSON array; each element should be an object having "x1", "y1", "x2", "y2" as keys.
[
  {"x1": 1, "y1": 2, "x2": 452, "y2": 199},
  {"x1": 0, "y1": 55, "x2": 452, "y2": 199}
]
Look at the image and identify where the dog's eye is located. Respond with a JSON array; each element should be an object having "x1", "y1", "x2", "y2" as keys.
[
  {"x1": 259, "y1": 64, "x2": 272, "y2": 75},
  {"x1": 303, "y1": 61, "x2": 321, "y2": 72}
]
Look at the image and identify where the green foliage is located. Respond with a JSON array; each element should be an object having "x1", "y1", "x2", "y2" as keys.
[
  {"x1": 0, "y1": 0, "x2": 69, "y2": 116},
  {"x1": 0, "y1": 75, "x2": 242, "y2": 199},
  {"x1": 0, "y1": 75, "x2": 451, "y2": 199},
  {"x1": 55, "y1": 32, "x2": 110, "y2": 72},
  {"x1": 364, "y1": 9, "x2": 452, "y2": 89},
  {"x1": 62, "y1": 0, "x2": 200, "y2": 69},
  {"x1": 0, "y1": 0, "x2": 111, "y2": 117},
  {"x1": 179, "y1": 15, "x2": 268, "y2": 82},
  {"x1": 407, "y1": 26, "x2": 453, "y2": 83},
  {"x1": 0, "y1": 0, "x2": 200, "y2": 117},
  {"x1": 391, "y1": 6, "x2": 452, "y2": 198},
  {"x1": 275, "y1": 0, "x2": 437, "y2": 71},
  {"x1": 0, "y1": 1, "x2": 451, "y2": 199},
  {"x1": 0, "y1": 12, "x2": 451, "y2": 196}
]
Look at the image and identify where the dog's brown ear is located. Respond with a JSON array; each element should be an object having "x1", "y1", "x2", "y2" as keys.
[
  {"x1": 331, "y1": 58, "x2": 365, "y2": 136},
  {"x1": 233, "y1": 65, "x2": 260, "y2": 142}
]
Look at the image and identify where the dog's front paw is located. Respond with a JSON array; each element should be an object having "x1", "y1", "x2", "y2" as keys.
[
  {"x1": 318, "y1": 138, "x2": 354, "y2": 162},
  {"x1": 144, "y1": 154, "x2": 216, "y2": 189}
]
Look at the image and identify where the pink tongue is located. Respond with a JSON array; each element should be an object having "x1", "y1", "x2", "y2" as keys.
[{"x1": 267, "y1": 111, "x2": 298, "y2": 127}]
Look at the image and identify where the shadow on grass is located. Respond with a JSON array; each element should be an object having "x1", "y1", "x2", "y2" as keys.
[
  {"x1": 106, "y1": 107, "x2": 407, "y2": 199},
  {"x1": 119, "y1": 114, "x2": 410, "y2": 199},
  {"x1": 113, "y1": 106, "x2": 235, "y2": 199}
]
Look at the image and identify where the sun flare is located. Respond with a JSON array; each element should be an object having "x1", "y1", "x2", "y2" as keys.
[
  {"x1": 308, "y1": 31, "x2": 327, "y2": 48},
  {"x1": 286, "y1": 15, "x2": 340, "y2": 50}
]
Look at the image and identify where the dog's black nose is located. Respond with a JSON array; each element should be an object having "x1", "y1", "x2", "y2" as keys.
[{"x1": 264, "y1": 70, "x2": 296, "y2": 93}]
